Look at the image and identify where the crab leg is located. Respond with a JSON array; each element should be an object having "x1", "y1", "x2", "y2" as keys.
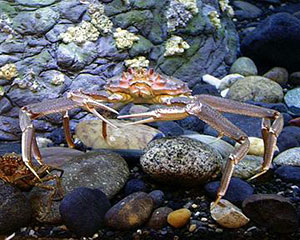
[{"x1": 63, "y1": 111, "x2": 75, "y2": 148}]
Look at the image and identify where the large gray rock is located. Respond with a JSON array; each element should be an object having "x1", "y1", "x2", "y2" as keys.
[
  {"x1": 273, "y1": 147, "x2": 300, "y2": 166},
  {"x1": 141, "y1": 137, "x2": 221, "y2": 185}
]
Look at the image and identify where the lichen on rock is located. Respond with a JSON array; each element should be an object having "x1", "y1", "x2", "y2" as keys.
[
  {"x1": 164, "y1": 35, "x2": 190, "y2": 57},
  {"x1": 125, "y1": 56, "x2": 150, "y2": 69},
  {"x1": 0, "y1": 63, "x2": 18, "y2": 81},
  {"x1": 113, "y1": 28, "x2": 140, "y2": 49}
]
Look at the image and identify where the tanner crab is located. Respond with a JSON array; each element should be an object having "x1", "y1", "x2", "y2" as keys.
[{"x1": 19, "y1": 68, "x2": 283, "y2": 206}]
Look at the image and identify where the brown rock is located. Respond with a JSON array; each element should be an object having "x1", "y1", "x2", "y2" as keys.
[
  {"x1": 147, "y1": 207, "x2": 173, "y2": 229},
  {"x1": 167, "y1": 208, "x2": 191, "y2": 228},
  {"x1": 263, "y1": 67, "x2": 288, "y2": 86},
  {"x1": 105, "y1": 192, "x2": 154, "y2": 230}
]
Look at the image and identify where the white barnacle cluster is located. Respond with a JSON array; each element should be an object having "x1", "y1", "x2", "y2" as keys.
[
  {"x1": 88, "y1": 3, "x2": 113, "y2": 34},
  {"x1": 13, "y1": 69, "x2": 42, "y2": 92},
  {"x1": 60, "y1": 21, "x2": 100, "y2": 44},
  {"x1": 0, "y1": 86, "x2": 4, "y2": 97},
  {"x1": 164, "y1": 35, "x2": 190, "y2": 57},
  {"x1": 0, "y1": 14, "x2": 16, "y2": 41},
  {"x1": 219, "y1": 0, "x2": 234, "y2": 17},
  {"x1": 165, "y1": 0, "x2": 198, "y2": 32},
  {"x1": 51, "y1": 73, "x2": 65, "y2": 86},
  {"x1": 125, "y1": 56, "x2": 150, "y2": 69},
  {"x1": 113, "y1": 28, "x2": 140, "y2": 49},
  {"x1": 208, "y1": 11, "x2": 222, "y2": 30},
  {"x1": 0, "y1": 63, "x2": 18, "y2": 81}
]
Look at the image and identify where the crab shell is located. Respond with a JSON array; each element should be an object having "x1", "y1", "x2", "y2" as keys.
[{"x1": 104, "y1": 68, "x2": 192, "y2": 103}]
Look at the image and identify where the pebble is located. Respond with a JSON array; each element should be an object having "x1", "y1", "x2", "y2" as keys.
[
  {"x1": 275, "y1": 165, "x2": 300, "y2": 183},
  {"x1": 242, "y1": 194, "x2": 299, "y2": 233},
  {"x1": 289, "y1": 72, "x2": 300, "y2": 86},
  {"x1": 273, "y1": 147, "x2": 300, "y2": 166},
  {"x1": 59, "y1": 187, "x2": 111, "y2": 237},
  {"x1": 235, "y1": 137, "x2": 266, "y2": 156},
  {"x1": 229, "y1": 57, "x2": 258, "y2": 76},
  {"x1": 124, "y1": 179, "x2": 147, "y2": 195},
  {"x1": 210, "y1": 199, "x2": 249, "y2": 228},
  {"x1": 146, "y1": 207, "x2": 173, "y2": 230},
  {"x1": 167, "y1": 208, "x2": 191, "y2": 228},
  {"x1": 284, "y1": 88, "x2": 300, "y2": 111},
  {"x1": 105, "y1": 192, "x2": 154, "y2": 230},
  {"x1": 148, "y1": 190, "x2": 165, "y2": 208},
  {"x1": 277, "y1": 126, "x2": 300, "y2": 152},
  {"x1": 263, "y1": 67, "x2": 289, "y2": 86}
]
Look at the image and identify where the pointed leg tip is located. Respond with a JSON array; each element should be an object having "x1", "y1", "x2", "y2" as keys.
[
  {"x1": 211, "y1": 196, "x2": 222, "y2": 210},
  {"x1": 247, "y1": 170, "x2": 267, "y2": 181}
]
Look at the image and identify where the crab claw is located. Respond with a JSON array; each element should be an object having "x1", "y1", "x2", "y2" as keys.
[{"x1": 118, "y1": 107, "x2": 189, "y2": 125}]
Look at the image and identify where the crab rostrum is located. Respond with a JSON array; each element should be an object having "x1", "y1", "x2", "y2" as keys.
[{"x1": 19, "y1": 68, "x2": 283, "y2": 206}]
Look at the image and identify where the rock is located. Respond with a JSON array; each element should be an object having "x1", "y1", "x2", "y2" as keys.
[
  {"x1": 124, "y1": 179, "x2": 147, "y2": 195},
  {"x1": 0, "y1": 181, "x2": 32, "y2": 234},
  {"x1": 75, "y1": 119, "x2": 161, "y2": 150},
  {"x1": 263, "y1": 67, "x2": 288, "y2": 86},
  {"x1": 284, "y1": 88, "x2": 300, "y2": 111},
  {"x1": 233, "y1": 1, "x2": 263, "y2": 20},
  {"x1": 275, "y1": 165, "x2": 300, "y2": 183},
  {"x1": 226, "y1": 76, "x2": 284, "y2": 103},
  {"x1": 0, "y1": 141, "x2": 21, "y2": 155},
  {"x1": 15, "y1": 0, "x2": 56, "y2": 7},
  {"x1": 148, "y1": 190, "x2": 165, "y2": 208},
  {"x1": 167, "y1": 208, "x2": 191, "y2": 228},
  {"x1": 58, "y1": 0, "x2": 88, "y2": 23},
  {"x1": 61, "y1": 151, "x2": 129, "y2": 199},
  {"x1": 210, "y1": 199, "x2": 249, "y2": 228},
  {"x1": 60, "y1": 187, "x2": 111, "y2": 237},
  {"x1": 105, "y1": 192, "x2": 154, "y2": 230},
  {"x1": 277, "y1": 127, "x2": 300, "y2": 152},
  {"x1": 156, "y1": 121, "x2": 185, "y2": 137},
  {"x1": 192, "y1": 83, "x2": 220, "y2": 96},
  {"x1": 229, "y1": 57, "x2": 258, "y2": 76},
  {"x1": 36, "y1": 136, "x2": 53, "y2": 148},
  {"x1": 289, "y1": 72, "x2": 300, "y2": 86},
  {"x1": 205, "y1": 178, "x2": 254, "y2": 206},
  {"x1": 176, "y1": 116, "x2": 205, "y2": 133},
  {"x1": 290, "y1": 117, "x2": 300, "y2": 127},
  {"x1": 235, "y1": 137, "x2": 265, "y2": 156},
  {"x1": 147, "y1": 207, "x2": 173, "y2": 229},
  {"x1": 241, "y1": 13, "x2": 300, "y2": 72},
  {"x1": 140, "y1": 137, "x2": 221, "y2": 185},
  {"x1": 273, "y1": 147, "x2": 300, "y2": 166},
  {"x1": 242, "y1": 194, "x2": 299, "y2": 233}
]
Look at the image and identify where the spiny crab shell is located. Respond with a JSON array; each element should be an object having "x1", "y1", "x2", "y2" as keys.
[{"x1": 104, "y1": 68, "x2": 192, "y2": 103}]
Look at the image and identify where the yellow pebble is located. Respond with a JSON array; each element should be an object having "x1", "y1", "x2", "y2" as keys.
[{"x1": 167, "y1": 208, "x2": 191, "y2": 228}]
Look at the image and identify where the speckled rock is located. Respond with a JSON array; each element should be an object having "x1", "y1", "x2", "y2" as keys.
[
  {"x1": 263, "y1": 67, "x2": 288, "y2": 86},
  {"x1": 147, "y1": 207, "x2": 173, "y2": 229},
  {"x1": 76, "y1": 119, "x2": 161, "y2": 150},
  {"x1": 284, "y1": 88, "x2": 300, "y2": 110},
  {"x1": 61, "y1": 151, "x2": 129, "y2": 199},
  {"x1": 167, "y1": 208, "x2": 191, "y2": 228},
  {"x1": 105, "y1": 192, "x2": 154, "y2": 230},
  {"x1": 211, "y1": 199, "x2": 249, "y2": 228},
  {"x1": 140, "y1": 137, "x2": 221, "y2": 185},
  {"x1": 226, "y1": 76, "x2": 284, "y2": 103},
  {"x1": 229, "y1": 57, "x2": 258, "y2": 76},
  {"x1": 242, "y1": 194, "x2": 299, "y2": 233},
  {"x1": 273, "y1": 147, "x2": 300, "y2": 166},
  {"x1": 0, "y1": 180, "x2": 32, "y2": 234}
]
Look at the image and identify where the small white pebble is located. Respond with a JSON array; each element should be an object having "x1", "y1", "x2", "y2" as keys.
[
  {"x1": 29, "y1": 230, "x2": 35, "y2": 236},
  {"x1": 291, "y1": 185, "x2": 299, "y2": 189},
  {"x1": 277, "y1": 191, "x2": 284, "y2": 195},
  {"x1": 215, "y1": 228, "x2": 223, "y2": 233},
  {"x1": 189, "y1": 224, "x2": 197, "y2": 232},
  {"x1": 136, "y1": 229, "x2": 142, "y2": 234},
  {"x1": 194, "y1": 211, "x2": 200, "y2": 217},
  {"x1": 201, "y1": 217, "x2": 208, "y2": 222},
  {"x1": 191, "y1": 204, "x2": 198, "y2": 209}
]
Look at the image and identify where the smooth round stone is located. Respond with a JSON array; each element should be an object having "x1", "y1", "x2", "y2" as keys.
[
  {"x1": 275, "y1": 165, "x2": 300, "y2": 183},
  {"x1": 0, "y1": 181, "x2": 32, "y2": 234},
  {"x1": 229, "y1": 57, "x2": 258, "y2": 76},
  {"x1": 156, "y1": 121, "x2": 185, "y2": 137},
  {"x1": 235, "y1": 137, "x2": 265, "y2": 156},
  {"x1": 105, "y1": 192, "x2": 154, "y2": 230},
  {"x1": 242, "y1": 194, "x2": 299, "y2": 233},
  {"x1": 210, "y1": 199, "x2": 249, "y2": 228},
  {"x1": 124, "y1": 179, "x2": 147, "y2": 195},
  {"x1": 289, "y1": 72, "x2": 300, "y2": 86},
  {"x1": 263, "y1": 67, "x2": 288, "y2": 86},
  {"x1": 226, "y1": 76, "x2": 284, "y2": 103},
  {"x1": 147, "y1": 207, "x2": 173, "y2": 229},
  {"x1": 277, "y1": 126, "x2": 300, "y2": 152},
  {"x1": 273, "y1": 147, "x2": 300, "y2": 166},
  {"x1": 205, "y1": 178, "x2": 254, "y2": 206},
  {"x1": 76, "y1": 119, "x2": 161, "y2": 150},
  {"x1": 284, "y1": 88, "x2": 300, "y2": 109},
  {"x1": 148, "y1": 190, "x2": 165, "y2": 208},
  {"x1": 141, "y1": 137, "x2": 221, "y2": 185},
  {"x1": 167, "y1": 208, "x2": 191, "y2": 228},
  {"x1": 61, "y1": 151, "x2": 129, "y2": 199},
  {"x1": 60, "y1": 187, "x2": 111, "y2": 237}
]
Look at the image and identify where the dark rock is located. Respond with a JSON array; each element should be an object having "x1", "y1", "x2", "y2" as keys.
[
  {"x1": 60, "y1": 187, "x2": 111, "y2": 237},
  {"x1": 241, "y1": 13, "x2": 300, "y2": 73},
  {"x1": 58, "y1": 0, "x2": 88, "y2": 23},
  {"x1": 176, "y1": 116, "x2": 205, "y2": 133},
  {"x1": 104, "y1": 192, "x2": 154, "y2": 230},
  {"x1": 275, "y1": 166, "x2": 300, "y2": 183},
  {"x1": 242, "y1": 194, "x2": 299, "y2": 233},
  {"x1": 124, "y1": 179, "x2": 147, "y2": 195},
  {"x1": 147, "y1": 207, "x2": 173, "y2": 230},
  {"x1": 233, "y1": 1, "x2": 263, "y2": 20},
  {"x1": 192, "y1": 83, "x2": 220, "y2": 96},
  {"x1": 15, "y1": 0, "x2": 56, "y2": 7},
  {"x1": 0, "y1": 142, "x2": 21, "y2": 155},
  {"x1": 263, "y1": 67, "x2": 289, "y2": 86},
  {"x1": 205, "y1": 178, "x2": 254, "y2": 206},
  {"x1": 0, "y1": 180, "x2": 32, "y2": 235},
  {"x1": 277, "y1": 126, "x2": 300, "y2": 152},
  {"x1": 289, "y1": 72, "x2": 300, "y2": 86},
  {"x1": 156, "y1": 121, "x2": 184, "y2": 137},
  {"x1": 148, "y1": 190, "x2": 165, "y2": 207}
]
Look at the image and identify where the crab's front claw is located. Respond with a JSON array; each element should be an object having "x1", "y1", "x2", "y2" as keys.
[{"x1": 118, "y1": 107, "x2": 190, "y2": 125}]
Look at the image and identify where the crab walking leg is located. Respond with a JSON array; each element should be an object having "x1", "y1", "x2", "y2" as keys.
[
  {"x1": 31, "y1": 131, "x2": 43, "y2": 165},
  {"x1": 63, "y1": 111, "x2": 75, "y2": 148},
  {"x1": 195, "y1": 95, "x2": 284, "y2": 179}
]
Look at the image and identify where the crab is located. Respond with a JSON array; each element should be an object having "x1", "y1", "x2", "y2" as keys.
[
  {"x1": 19, "y1": 68, "x2": 283, "y2": 206},
  {"x1": 0, "y1": 152, "x2": 64, "y2": 219}
]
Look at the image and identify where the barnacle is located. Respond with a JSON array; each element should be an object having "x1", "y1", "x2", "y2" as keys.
[
  {"x1": 219, "y1": 0, "x2": 234, "y2": 17},
  {"x1": 113, "y1": 28, "x2": 140, "y2": 49},
  {"x1": 51, "y1": 73, "x2": 65, "y2": 86},
  {"x1": 0, "y1": 63, "x2": 18, "y2": 81},
  {"x1": 89, "y1": 3, "x2": 113, "y2": 34},
  {"x1": 208, "y1": 11, "x2": 222, "y2": 30},
  {"x1": 0, "y1": 86, "x2": 4, "y2": 97},
  {"x1": 164, "y1": 35, "x2": 190, "y2": 57},
  {"x1": 125, "y1": 56, "x2": 150, "y2": 69}
]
